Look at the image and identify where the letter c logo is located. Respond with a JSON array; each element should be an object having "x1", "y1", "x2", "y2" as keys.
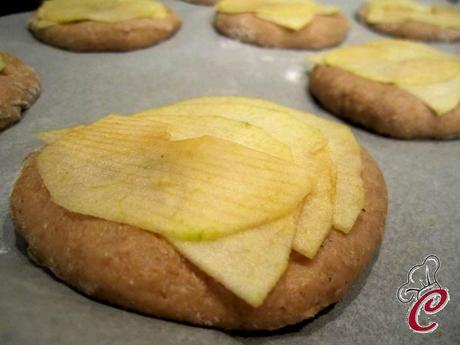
[{"x1": 408, "y1": 288, "x2": 449, "y2": 333}]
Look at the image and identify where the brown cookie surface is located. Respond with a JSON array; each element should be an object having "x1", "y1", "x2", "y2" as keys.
[
  {"x1": 28, "y1": 8, "x2": 181, "y2": 52},
  {"x1": 214, "y1": 12, "x2": 349, "y2": 49},
  {"x1": 10, "y1": 148, "x2": 387, "y2": 330},
  {"x1": 357, "y1": 4, "x2": 460, "y2": 42},
  {"x1": 309, "y1": 65, "x2": 460, "y2": 139},
  {"x1": 0, "y1": 52, "x2": 40, "y2": 131}
]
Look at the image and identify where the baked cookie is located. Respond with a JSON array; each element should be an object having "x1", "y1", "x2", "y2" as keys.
[
  {"x1": 28, "y1": 0, "x2": 181, "y2": 52},
  {"x1": 183, "y1": 0, "x2": 217, "y2": 6},
  {"x1": 214, "y1": 0, "x2": 349, "y2": 49},
  {"x1": 357, "y1": 0, "x2": 460, "y2": 42},
  {"x1": 0, "y1": 52, "x2": 40, "y2": 131},
  {"x1": 309, "y1": 40, "x2": 460, "y2": 139},
  {"x1": 10, "y1": 97, "x2": 387, "y2": 330}
]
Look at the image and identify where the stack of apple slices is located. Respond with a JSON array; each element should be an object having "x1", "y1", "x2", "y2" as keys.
[
  {"x1": 311, "y1": 39, "x2": 460, "y2": 115},
  {"x1": 216, "y1": 0, "x2": 339, "y2": 31},
  {"x1": 37, "y1": 97, "x2": 364, "y2": 307}
]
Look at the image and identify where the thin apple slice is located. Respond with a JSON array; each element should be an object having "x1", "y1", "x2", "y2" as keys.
[
  {"x1": 36, "y1": 125, "x2": 85, "y2": 144},
  {"x1": 36, "y1": 115, "x2": 171, "y2": 143},
  {"x1": 286, "y1": 113, "x2": 363, "y2": 233},
  {"x1": 321, "y1": 40, "x2": 460, "y2": 85},
  {"x1": 140, "y1": 114, "x2": 293, "y2": 161},
  {"x1": 36, "y1": 115, "x2": 293, "y2": 161},
  {"x1": 38, "y1": 115, "x2": 312, "y2": 240},
  {"x1": 172, "y1": 97, "x2": 364, "y2": 233},
  {"x1": 135, "y1": 98, "x2": 334, "y2": 253},
  {"x1": 293, "y1": 148, "x2": 334, "y2": 258},
  {"x1": 170, "y1": 208, "x2": 300, "y2": 307},
  {"x1": 134, "y1": 98, "x2": 327, "y2": 163},
  {"x1": 37, "y1": 0, "x2": 168, "y2": 26}
]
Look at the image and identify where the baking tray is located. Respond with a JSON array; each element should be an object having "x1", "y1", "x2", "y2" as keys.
[{"x1": 0, "y1": 1, "x2": 459, "y2": 344}]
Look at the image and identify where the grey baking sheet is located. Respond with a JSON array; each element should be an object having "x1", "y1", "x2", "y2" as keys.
[{"x1": 1, "y1": 1, "x2": 459, "y2": 344}]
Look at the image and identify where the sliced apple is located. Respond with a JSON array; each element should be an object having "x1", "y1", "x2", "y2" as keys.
[
  {"x1": 313, "y1": 40, "x2": 460, "y2": 115},
  {"x1": 366, "y1": 0, "x2": 460, "y2": 30},
  {"x1": 38, "y1": 115, "x2": 312, "y2": 241},
  {"x1": 217, "y1": 0, "x2": 339, "y2": 31},
  {"x1": 135, "y1": 98, "x2": 327, "y2": 163},
  {"x1": 402, "y1": 74, "x2": 460, "y2": 116},
  {"x1": 168, "y1": 96, "x2": 364, "y2": 233},
  {"x1": 170, "y1": 208, "x2": 300, "y2": 307},
  {"x1": 320, "y1": 40, "x2": 460, "y2": 85},
  {"x1": 37, "y1": 115, "x2": 293, "y2": 161},
  {"x1": 37, "y1": 0, "x2": 168, "y2": 26},
  {"x1": 290, "y1": 114, "x2": 363, "y2": 233},
  {"x1": 293, "y1": 147, "x2": 334, "y2": 258},
  {"x1": 130, "y1": 114, "x2": 293, "y2": 161},
  {"x1": 36, "y1": 125, "x2": 85, "y2": 144}
]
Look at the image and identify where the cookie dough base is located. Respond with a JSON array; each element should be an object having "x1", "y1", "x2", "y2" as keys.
[
  {"x1": 357, "y1": 5, "x2": 460, "y2": 42},
  {"x1": 28, "y1": 10, "x2": 181, "y2": 52},
  {"x1": 10, "y1": 149, "x2": 387, "y2": 331},
  {"x1": 214, "y1": 13, "x2": 349, "y2": 49},
  {"x1": 0, "y1": 53, "x2": 40, "y2": 131},
  {"x1": 309, "y1": 65, "x2": 460, "y2": 139}
]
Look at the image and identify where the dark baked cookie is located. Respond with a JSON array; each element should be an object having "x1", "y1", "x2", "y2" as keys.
[{"x1": 0, "y1": 52, "x2": 40, "y2": 131}]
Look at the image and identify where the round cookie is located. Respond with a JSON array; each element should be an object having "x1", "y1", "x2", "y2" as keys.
[
  {"x1": 10, "y1": 148, "x2": 387, "y2": 331},
  {"x1": 28, "y1": 8, "x2": 181, "y2": 52},
  {"x1": 214, "y1": 12, "x2": 349, "y2": 49},
  {"x1": 357, "y1": 4, "x2": 460, "y2": 42},
  {"x1": 184, "y1": 0, "x2": 216, "y2": 6},
  {"x1": 0, "y1": 52, "x2": 40, "y2": 131},
  {"x1": 309, "y1": 65, "x2": 460, "y2": 139}
]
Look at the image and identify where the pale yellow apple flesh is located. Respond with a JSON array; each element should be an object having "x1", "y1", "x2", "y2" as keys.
[
  {"x1": 313, "y1": 39, "x2": 460, "y2": 115},
  {"x1": 170, "y1": 208, "x2": 300, "y2": 307},
  {"x1": 36, "y1": 0, "x2": 167, "y2": 28},
  {"x1": 37, "y1": 115, "x2": 293, "y2": 161},
  {"x1": 38, "y1": 115, "x2": 312, "y2": 241},
  {"x1": 141, "y1": 96, "x2": 363, "y2": 234},
  {"x1": 35, "y1": 97, "x2": 365, "y2": 307},
  {"x1": 217, "y1": 0, "x2": 338, "y2": 31},
  {"x1": 293, "y1": 148, "x2": 334, "y2": 258},
  {"x1": 366, "y1": 0, "x2": 460, "y2": 30},
  {"x1": 132, "y1": 114, "x2": 294, "y2": 161},
  {"x1": 134, "y1": 99, "x2": 335, "y2": 251}
]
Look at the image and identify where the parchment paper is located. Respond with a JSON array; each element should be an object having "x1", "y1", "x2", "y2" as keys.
[{"x1": 1, "y1": 1, "x2": 459, "y2": 344}]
